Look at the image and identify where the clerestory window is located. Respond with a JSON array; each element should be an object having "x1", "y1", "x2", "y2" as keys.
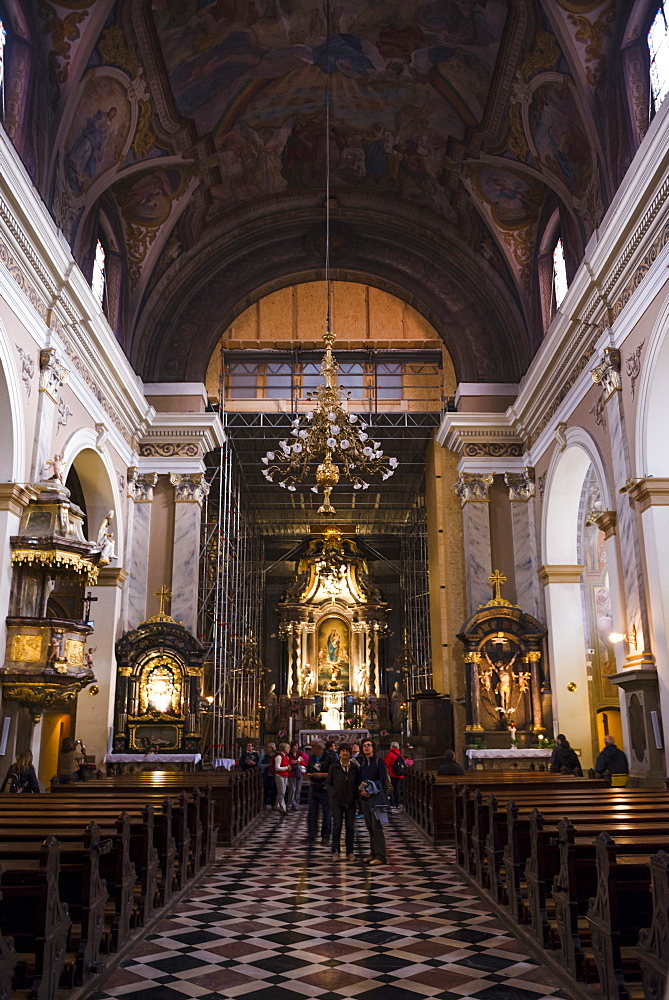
[{"x1": 649, "y1": 2, "x2": 669, "y2": 111}]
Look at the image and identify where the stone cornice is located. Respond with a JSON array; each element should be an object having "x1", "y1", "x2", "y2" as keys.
[
  {"x1": 436, "y1": 412, "x2": 524, "y2": 458},
  {"x1": 0, "y1": 484, "x2": 37, "y2": 517},
  {"x1": 138, "y1": 411, "x2": 225, "y2": 473},
  {"x1": 538, "y1": 564, "x2": 584, "y2": 586},
  {"x1": 628, "y1": 478, "x2": 669, "y2": 512},
  {"x1": 95, "y1": 567, "x2": 129, "y2": 588}
]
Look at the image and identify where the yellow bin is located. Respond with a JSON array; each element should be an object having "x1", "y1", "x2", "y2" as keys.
[{"x1": 610, "y1": 774, "x2": 629, "y2": 787}]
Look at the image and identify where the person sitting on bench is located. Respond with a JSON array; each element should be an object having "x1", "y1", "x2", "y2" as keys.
[{"x1": 595, "y1": 734, "x2": 629, "y2": 777}]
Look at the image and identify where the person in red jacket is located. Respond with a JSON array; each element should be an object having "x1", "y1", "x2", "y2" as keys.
[{"x1": 384, "y1": 741, "x2": 405, "y2": 809}]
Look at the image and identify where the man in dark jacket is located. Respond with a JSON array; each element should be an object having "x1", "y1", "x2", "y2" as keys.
[
  {"x1": 549, "y1": 735, "x2": 582, "y2": 775},
  {"x1": 595, "y1": 735, "x2": 629, "y2": 776},
  {"x1": 326, "y1": 744, "x2": 360, "y2": 860},
  {"x1": 437, "y1": 749, "x2": 464, "y2": 775},
  {"x1": 239, "y1": 743, "x2": 259, "y2": 772},
  {"x1": 306, "y1": 742, "x2": 333, "y2": 843}
]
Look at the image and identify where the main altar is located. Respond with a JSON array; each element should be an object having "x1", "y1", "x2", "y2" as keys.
[{"x1": 271, "y1": 527, "x2": 389, "y2": 735}]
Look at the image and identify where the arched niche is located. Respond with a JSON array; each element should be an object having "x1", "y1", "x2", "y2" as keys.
[
  {"x1": 61, "y1": 431, "x2": 122, "y2": 565},
  {"x1": 543, "y1": 433, "x2": 611, "y2": 565},
  {"x1": 637, "y1": 292, "x2": 669, "y2": 478}
]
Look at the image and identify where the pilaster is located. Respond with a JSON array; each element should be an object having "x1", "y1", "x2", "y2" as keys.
[
  {"x1": 169, "y1": 474, "x2": 209, "y2": 633},
  {"x1": 454, "y1": 473, "x2": 493, "y2": 614},
  {"x1": 124, "y1": 469, "x2": 158, "y2": 628},
  {"x1": 504, "y1": 469, "x2": 540, "y2": 619},
  {"x1": 31, "y1": 348, "x2": 70, "y2": 482}
]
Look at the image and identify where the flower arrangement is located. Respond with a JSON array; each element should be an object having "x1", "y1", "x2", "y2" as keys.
[{"x1": 278, "y1": 729, "x2": 287, "y2": 739}]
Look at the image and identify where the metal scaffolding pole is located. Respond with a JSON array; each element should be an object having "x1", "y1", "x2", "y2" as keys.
[{"x1": 400, "y1": 490, "x2": 432, "y2": 697}]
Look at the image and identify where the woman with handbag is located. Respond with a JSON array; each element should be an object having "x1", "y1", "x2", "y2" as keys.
[
  {"x1": 286, "y1": 740, "x2": 308, "y2": 811},
  {"x1": 359, "y1": 738, "x2": 389, "y2": 865},
  {"x1": 1, "y1": 749, "x2": 40, "y2": 793}
]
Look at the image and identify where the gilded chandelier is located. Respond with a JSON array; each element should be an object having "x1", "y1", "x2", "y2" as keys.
[{"x1": 261, "y1": 328, "x2": 397, "y2": 515}]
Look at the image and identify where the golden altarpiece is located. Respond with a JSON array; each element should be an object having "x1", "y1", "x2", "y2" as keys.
[
  {"x1": 113, "y1": 596, "x2": 204, "y2": 754},
  {"x1": 458, "y1": 572, "x2": 549, "y2": 749},
  {"x1": 275, "y1": 528, "x2": 388, "y2": 733},
  {"x1": 2, "y1": 476, "x2": 98, "y2": 722}
]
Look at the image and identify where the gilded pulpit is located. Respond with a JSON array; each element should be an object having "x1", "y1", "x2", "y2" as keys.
[
  {"x1": 276, "y1": 528, "x2": 388, "y2": 734},
  {"x1": 113, "y1": 589, "x2": 204, "y2": 754},
  {"x1": 2, "y1": 473, "x2": 99, "y2": 721}
]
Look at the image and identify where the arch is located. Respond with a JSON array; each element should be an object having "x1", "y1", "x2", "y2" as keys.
[
  {"x1": 60, "y1": 427, "x2": 123, "y2": 564},
  {"x1": 635, "y1": 287, "x2": 669, "y2": 477},
  {"x1": 543, "y1": 428, "x2": 612, "y2": 565},
  {"x1": 0, "y1": 316, "x2": 26, "y2": 482}
]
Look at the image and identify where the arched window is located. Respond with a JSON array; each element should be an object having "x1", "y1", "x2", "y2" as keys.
[
  {"x1": 0, "y1": 18, "x2": 8, "y2": 119},
  {"x1": 91, "y1": 238, "x2": 106, "y2": 307},
  {"x1": 552, "y1": 238, "x2": 568, "y2": 310},
  {"x1": 649, "y1": 2, "x2": 669, "y2": 111}
]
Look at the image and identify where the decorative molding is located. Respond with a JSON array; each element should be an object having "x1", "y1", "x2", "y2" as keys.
[
  {"x1": 437, "y1": 413, "x2": 524, "y2": 456},
  {"x1": 0, "y1": 484, "x2": 37, "y2": 517},
  {"x1": 127, "y1": 468, "x2": 158, "y2": 502},
  {"x1": 95, "y1": 567, "x2": 129, "y2": 588},
  {"x1": 504, "y1": 468, "x2": 535, "y2": 502},
  {"x1": 625, "y1": 340, "x2": 644, "y2": 400},
  {"x1": 538, "y1": 564, "x2": 585, "y2": 586},
  {"x1": 15, "y1": 343, "x2": 35, "y2": 397},
  {"x1": 140, "y1": 442, "x2": 200, "y2": 458},
  {"x1": 585, "y1": 509, "x2": 617, "y2": 538},
  {"x1": 56, "y1": 398, "x2": 73, "y2": 432},
  {"x1": 39, "y1": 347, "x2": 70, "y2": 402},
  {"x1": 463, "y1": 442, "x2": 523, "y2": 458},
  {"x1": 590, "y1": 347, "x2": 622, "y2": 402},
  {"x1": 0, "y1": 232, "x2": 49, "y2": 320},
  {"x1": 170, "y1": 473, "x2": 210, "y2": 506},
  {"x1": 454, "y1": 472, "x2": 494, "y2": 504},
  {"x1": 629, "y1": 478, "x2": 669, "y2": 513}
]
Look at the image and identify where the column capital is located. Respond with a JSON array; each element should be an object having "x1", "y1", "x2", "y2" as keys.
[
  {"x1": 627, "y1": 478, "x2": 669, "y2": 512},
  {"x1": 504, "y1": 468, "x2": 535, "y2": 502},
  {"x1": 39, "y1": 348, "x2": 70, "y2": 402},
  {"x1": 127, "y1": 467, "x2": 158, "y2": 502},
  {"x1": 454, "y1": 472, "x2": 494, "y2": 504},
  {"x1": 0, "y1": 483, "x2": 37, "y2": 516},
  {"x1": 585, "y1": 508, "x2": 617, "y2": 538},
  {"x1": 590, "y1": 347, "x2": 621, "y2": 401},
  {"x1": 538, "y1": 564, "x2": 584, "y2": 585},
  {"x1": 170, "y1": 472, "x2": 210, "y2": 506}
]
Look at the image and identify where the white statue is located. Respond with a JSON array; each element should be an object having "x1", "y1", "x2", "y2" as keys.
[
  {"x1": 96, "y1": 510, "x2": 116, "y2": 565},
  {"x1": 355, "y1": 663, "x2": 369, "y2": 699},
  {"x1": 265, "y1": 682, "x2": 278, "y2": 728},
  {"x1": 300, "y1": 662, "x2": 314, "y2": 698},
  {"x1": 390, "y1": 681, "x2": 406, "y2": 726},
  {"x1": 45, "y1": 452, "x2": 65, "y2": 483}
]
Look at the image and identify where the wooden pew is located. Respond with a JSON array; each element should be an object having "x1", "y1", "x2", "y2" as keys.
[
  {"x1": 586, "y1": 832, "x2": 655, "y2": 1000},
  {"x1": 0, "y1": 875, "x2": 18, "y2": 1000},
  {"x1": 635, "y1": 850, "x2": 669, "y2": 1000},
  {"x1": 0, "y1": 838, "x2": 70, "y2": 1000}
]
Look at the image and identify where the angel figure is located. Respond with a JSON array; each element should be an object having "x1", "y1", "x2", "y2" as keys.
[
  {"x1": 300, "y1": 661, "x2": 314, "y2": 698},
  {"x1": 45, "y1": 452, "x2": 65, "y2": 483},
  {"x1": 48, "y1": 630, "x2": 65, "y2": 664},
  {"x1": 517, "y1": 672, "x2": 531, "y2": 697},
  {"x1": 84, "y1": 647, "x2": 97, "y2": 671}
]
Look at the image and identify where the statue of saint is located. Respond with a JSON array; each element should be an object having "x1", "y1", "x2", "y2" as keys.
[
  {"x1": 300, "y1": 662, "x2": 314, "y2": 698},
  {"x1": 485, "y1": 650, "x2": 518, "y2": 714},
  {"x1": 265, "y1": 682, "x2": 278, "y2": 729},
  {"x1": 390, "y1": 680, "x2": 406, "y2": 726},
  {"x1": 96, "y1": 510, "x2": 116, "y2": 565}
]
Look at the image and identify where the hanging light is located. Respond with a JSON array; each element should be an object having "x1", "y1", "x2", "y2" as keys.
[{"x1": 260, "y1": 3, "x2": 397, "y2": 517}]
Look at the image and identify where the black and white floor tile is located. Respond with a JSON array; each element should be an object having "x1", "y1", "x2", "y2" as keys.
[{"x1": 91, "y1": 810, "x2": 573, "y2": 1000}]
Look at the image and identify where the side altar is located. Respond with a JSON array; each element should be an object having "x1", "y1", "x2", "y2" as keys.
[
  {"x1": 271, "y1": 528, "x2": 389, "y2": 736},
  {"x1": 113, "y1": 589, "x2": 204, "y2": 757},
  {"x1": 458, "y1": 570, "x2": 551, "y2": 753}
]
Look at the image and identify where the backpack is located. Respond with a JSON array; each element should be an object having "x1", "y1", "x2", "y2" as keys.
[{"x1": 392, "y1": 752, "x2": 407, "y2": 777}]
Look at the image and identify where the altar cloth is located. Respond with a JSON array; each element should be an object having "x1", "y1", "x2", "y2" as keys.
[{"x1": 104, "y1": 753, "x2": 202, "y2": 764}]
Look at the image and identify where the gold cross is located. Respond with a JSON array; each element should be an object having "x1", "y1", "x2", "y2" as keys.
[
  {"x1": 488, "y1": 569, "x2": 507, "y2": 601},
  {"x1": 154, "y1": 586, "x2": 172, "y2": 615}
]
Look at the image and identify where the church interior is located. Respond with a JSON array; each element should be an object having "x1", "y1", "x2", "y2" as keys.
[{"x1": 1, "y1": 1, "x2": 669, "y2": 998}]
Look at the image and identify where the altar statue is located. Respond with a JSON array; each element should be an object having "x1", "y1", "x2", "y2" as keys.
[
  {"x1": 485, "y1": 650, "x2": 518, "y2": 714},
  {"x1": 390, "y1": 681, "x2": 406, "y2": 726},
  {"x1": 96, "y1": 510, "x2": 116, "y2": 565},
  {"x1": 300, "y1": 662, "x2": 314, "y2": 698},
  {"x1": 265, "y1": 682, "x2": 278, "y2": 729}
]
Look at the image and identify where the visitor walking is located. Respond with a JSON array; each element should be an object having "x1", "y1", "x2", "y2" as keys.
[
  {"x1": 384, "y1": 741, "x2": 406, "y2": 808},
  {"x1": 274, "y1": 742, "x2": 291, "y2": 813},
  {"x1": 359, "y1": 738, "x2": 389, "y2": 865},
  {"x1": 326, "y1": 744, "x2": 360, "y2": 860},
  {"x1": 286, "y1": 740, "x2": 307, "y2": 811},
  {"x1": 306, "y1": 741, "x2": 333, "y2": 843}
]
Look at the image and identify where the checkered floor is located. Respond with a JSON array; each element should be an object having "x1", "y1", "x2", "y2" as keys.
[{"x1": 91, "y1": 810, "x2": 573, "y2": 1000}]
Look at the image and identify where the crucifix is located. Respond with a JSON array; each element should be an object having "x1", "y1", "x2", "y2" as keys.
[
  {"x1": 154, "y1": 586, "x2": 172, "y2": 616},
  {"x1": 82, "y1": 591, "x2": 98, "y2": 622},
  {"x1": 488, "y1": 569, "x2": 507, "y2": 602}
]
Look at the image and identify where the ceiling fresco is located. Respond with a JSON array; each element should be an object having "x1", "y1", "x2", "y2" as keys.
[{"x1": 2, "y1": 0, "x2": 653, "y2": 381}]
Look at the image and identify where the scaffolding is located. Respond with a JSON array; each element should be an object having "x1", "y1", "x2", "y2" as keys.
[
  {"x1": 198, "y1": 434, "x2": 265, "y2": 761},
  {"x1": 400, "y1": 490, "x2": 433, "y2": 696}
]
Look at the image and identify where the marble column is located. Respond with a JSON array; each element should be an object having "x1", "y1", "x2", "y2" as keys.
[
  {"x1": 504, "y1": 470, "x2": 540, "y2": 619},
  {"x1": 31, "y1": 348, "x2": 69, "y2": 481},
  {"x1": 75, "y1": 567, "x2": 126, "y2": 765},
  {"x1": 539, "y1": 565, "x2": 593, "y2": 768},
  {"x1": 125, "y1": 469, "x2": 158, "y2": 627},
  {"x1": 170, "y1": 473, "x2": 209, "y2": 633},
  {"x1": 629, "y1": 479, "x2": 669, "y2": 771},
  {"x1": 526, "y1": 652, "x2": 545, "y2": 731},
  {"x1": 464, "y1": 652, "x2": 483, "y2": 731},
  {"x1": 455, "y1": 473, "x2": 493, "y2": 615},
  {"x1": 591, "y1": 349, "x2": 652, "y2": 664}
]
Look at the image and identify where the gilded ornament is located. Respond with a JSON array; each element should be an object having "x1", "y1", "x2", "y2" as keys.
[
  {"x1": 454, "y1": 473, "x2": 494, "y2": 504},
  {"x1": 64, "y1": 638, "x2": 85, "y2": 666},
  {"x1": 10, "y1": 633, "x2": 43, "y2": 663},
  {"x1": 504, "y1": 469, "x2": 535, "y2": 502},
  {"x1": 132, "y1": 100, "x2": 156, "y2": 159},
  {"x1": 39, "y1": 348, "x2": 70, "y2": 402},
  {"x1": 11, "y1": 548, "x2": 99, "y2": 585},
  {"x1": 97, "y1": 23, "x2": 139, "y2": 76},
  {"x1": 590, "y1": 348, "x2": 621, "y2": 401}
]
